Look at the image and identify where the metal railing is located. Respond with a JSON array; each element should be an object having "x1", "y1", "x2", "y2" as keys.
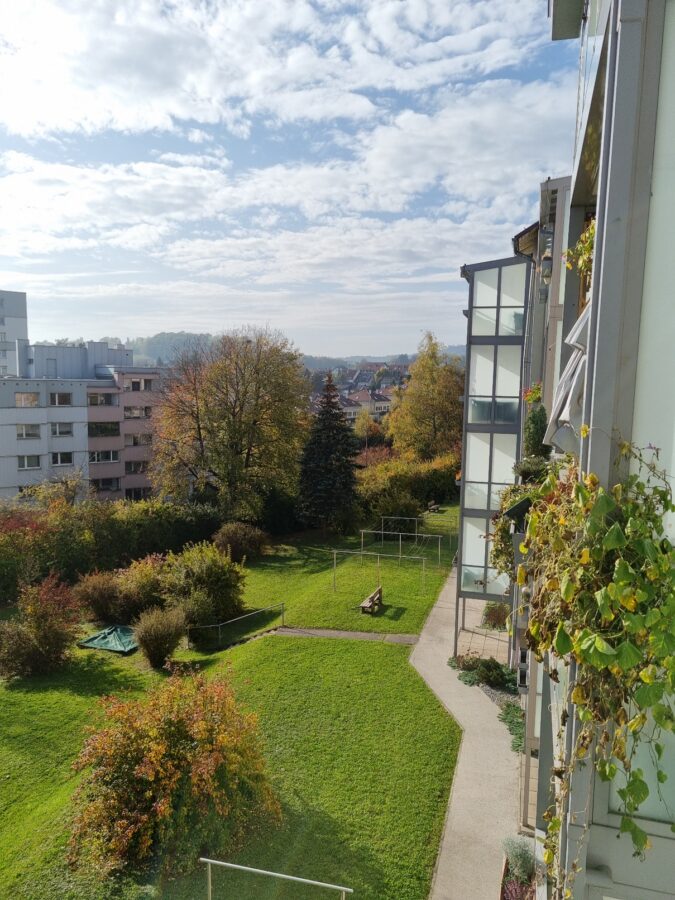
[
  {"x1": 186, "y1": 602, "x2": 285, "y2": 648},
  {"x1": 200, "y1": 858, "x2": 354, "y2": 898}
]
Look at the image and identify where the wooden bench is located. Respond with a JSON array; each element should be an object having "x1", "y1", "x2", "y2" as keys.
[{"x1": 360, "y1": 586, "x2": 383, "y2": 614}]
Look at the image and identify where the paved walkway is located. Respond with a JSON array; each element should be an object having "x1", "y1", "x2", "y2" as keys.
[
  {"x1": 410, "y1": 570, "x2": 519, "y2": 900},
  {"x1": 274, "y1": 626, "x2": 418, "y2": 645}
]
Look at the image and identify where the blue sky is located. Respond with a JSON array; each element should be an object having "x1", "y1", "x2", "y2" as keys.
[{"x1": 0, "y1": 0, "x2": 578, "y2": 355}]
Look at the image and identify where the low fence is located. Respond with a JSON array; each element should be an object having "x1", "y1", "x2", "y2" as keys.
[
  {"x1": 186, "y1": 603, "x2": 285, "y2": 650},
  {"x1": 200, "y1": 858, "x2": 353, "y2": 899}
]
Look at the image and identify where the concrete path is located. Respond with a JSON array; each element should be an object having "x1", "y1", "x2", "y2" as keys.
[
  {"x1": 274, "y1": 626, "x2": 418, "y2": 645},
  {"x1": 410, "y1": 569, "x2": 519, "y2": 900}
]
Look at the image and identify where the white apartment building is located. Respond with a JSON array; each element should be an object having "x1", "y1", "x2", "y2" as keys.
[{"x1": 0, "y1": 290, "x2": 28, "y2": 378}]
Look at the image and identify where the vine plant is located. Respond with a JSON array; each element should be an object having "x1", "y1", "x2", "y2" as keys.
[{"x1": 505, "y1": 443, "x2": 674, "y2": 893}]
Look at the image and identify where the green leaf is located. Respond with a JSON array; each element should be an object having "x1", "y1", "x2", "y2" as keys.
[
  {"x1": 603, "y1": 523, "x2": 628, "y2": 551},
  {"x1": 561, "y1": 574, "x2": 575, "y2": 603},
  {"x1": 595, "y1": 587, "x2": 613, "y2": 620},
  {"x1": 615, "y1": 640, "x2": 642, "y2": 671},
  {"x1": 594, "y1": 635, "x2": 616, "y2": 656},
  {"x1": 634, "y1": 682, "x2": 664, "y2": 709},
  {"x1": 645, "y1": 608, "x2": 662, "y2": 628},
  {"x1": 591, "y1": 491, "x2": 616, "y2": 520},
  {"x1": 554, "y1": 623, "x2": 573, "y2": 656},
  {"x1": 620, "y1": 816, "x2": 650, "y2": 852},
  {"x1": 657, "y1": 770, "x2": 667, "y2": 784},
  {"x1": 614, "y1": 559, "x2": 635, "y2": 584}
]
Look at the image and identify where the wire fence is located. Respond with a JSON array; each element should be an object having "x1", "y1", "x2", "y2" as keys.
[{"x1": 186, "y1": 603, "x2": 285, "y2": 650}]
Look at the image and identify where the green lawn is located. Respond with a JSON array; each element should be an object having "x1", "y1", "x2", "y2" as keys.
[
  {"x1": 198, "y1": 505, "x2": 459, "y2": 645},
  {"x1": 0, "y1": 637, "x2": 460, "y2": 900}
]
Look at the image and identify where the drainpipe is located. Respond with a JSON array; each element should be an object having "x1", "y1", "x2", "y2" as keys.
[{"x1": 581, "y1": 1, "x2": 619, "y2": 474}]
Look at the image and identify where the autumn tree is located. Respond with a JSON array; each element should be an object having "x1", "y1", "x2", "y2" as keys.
[
  {"x1": 151, "y1": 329, "x2": 309, "y2": 518},
  {"x1": 388, "y1": 333, "x2": 464, "y2": 460},
  {"x1": 299, "y1": 374, "x2": 359, "y2": 531}
]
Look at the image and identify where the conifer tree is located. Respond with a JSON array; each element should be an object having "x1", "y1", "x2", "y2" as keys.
[{"x1": 299, "y1": 374, "x2": 359, "y2": 531}]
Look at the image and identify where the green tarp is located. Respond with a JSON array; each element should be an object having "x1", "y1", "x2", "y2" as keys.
[{"x1": 78, "y1": 625, "x2": 138, "y2": 654}]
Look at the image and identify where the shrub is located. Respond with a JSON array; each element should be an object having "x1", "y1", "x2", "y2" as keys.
[
  {"x1": 135, "y1": 606, "x2": 185, "y2": 669},
  {"x1": 475, "y1": 657, "x2": 517, "y2": 693},
  {"x1": 503, "y1": 879, "x2": 532, "y2": 900},
  {"x1": 356, "y1": 452, "x2": 459, "y2": 521},
  {"x1": 499, "y1": 701, "x2": 526, "y2": 754},
  {"x1": 116, "y1": 555, "x2": 166, "y2": 624},
  {"x1": 213, "y1": 522, "x2": 268, "y2": 564},
  {"x1": 163, "y1": 543, "x2": 245, "y2": 628},
  {"x1": 73, "y1": 571, "x2": 121, "y2": 622},
  {"x1": 70, "y1": 670, "x2": 280, "y2": 873},
  {"x1": 513, "y1": 455, "x2": 548, "y2": 484},
  {"x1": 369, "y1": 488, "x2": 422, "y2": 522},
  {"x1": 0, "y1": 575, "x2": 80, "y2": 678},
  {"x1": 481, "y1": 601, "x2": 510, "y2": 631},
  {"x1": 503, "y1": 836, "x2": 535, "y2": 884},
  {"x1": 522, "y1": 404, "x2": 550, "y2": 459},
  {"x1": 258, "y1": 486, "x2": 300, "y2": 536}
]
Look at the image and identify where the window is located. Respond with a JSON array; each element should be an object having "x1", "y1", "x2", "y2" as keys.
[
  {"x1": 49, "y1": 392, "x2": 71, "y2": 406},
  {"x1": 51, "y1": 451, "x2": 73, "y2": 466},
  {"x1": 16, "y1": 424, "x2": 40, "y2": 440},
  {"x1": 18, "y1": 455, "x2": 40, "y2": 470},
  {"x1": 124, "y1": 406, "x2": 152, "y2": 419},
  {"x1": 125, "y1": 487, "x2": 151, "y2": 500},
  {"x1": 125, "y1": 377, "x2": 153, "y2": 392},
  {"x1": 124, "y1": 433, "x2": 152, "y2": 447},
  {"x1": 0, "y1": 366, "x2": 7, "y2": 376},
  {"x1": 51, "y1": 422, "x2": 73, "y2": 437},
  {"x1": 88, "y1": 421, "x2": 120, "y2": 438},
  {"x1": 88, "y1": 393, "x2": 118, "y2": 406},
  {"x1": 89, "y1": 449, "x2": 119, "y2": 464},
  {"x1": 90, "y1": 477, "x2": 121, "y2": 492},
  {"x1": 15, "y1": 392, "x2": 39, "y2": 408},
  {"x1": 125, "y1": 460, "x2": 148, "y2": 474}
]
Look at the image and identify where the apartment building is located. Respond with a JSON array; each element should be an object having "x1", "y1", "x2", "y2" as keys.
[
  {"x1": 0, "y1": 320, "x2": 160, "y2": 500},
  {"x1": 0, "y1": 290, "x2": 28, "y2": 377},
  {"x1": 455, "y1": 2, "x2": 675, "y2": 897}
]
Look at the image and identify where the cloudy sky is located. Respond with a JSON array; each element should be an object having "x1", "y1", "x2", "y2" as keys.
[{"x1": 0, "y1": 0, "x2": 578, "y2": 355}]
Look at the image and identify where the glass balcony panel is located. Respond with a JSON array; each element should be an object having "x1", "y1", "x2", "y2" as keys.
[
  {"x1": 461, "y1": 566, "x2": 486, "y2": 592},
  {"x1": 486, "y1": 568, "x2": 511, "y2": 596},
  {"x1": 466, "y1": 432, "x2": 491, "y2": 481},
  {"x1": 474, "y1": 268, "x2": 498, "y2": 306},
  {"x1": 495, "y1": 345, "x2": 522, "y2": 395},
  {"x1": 468, "y1": 397, "x2": 493, "y2": 424},
  {"x1": 498, "y1": 308, "x2": 525, "y2": 336},
  {"x1": 493, "y1": 398, "x2": 519, "y2": 424},
  {"x1": 499, "y1": 263, "x2": 526, "y2": 307},
  {"x1": 490, "y1": 483, "x2": 510, "y2": 509},
  {"x1": 491, "y1": 433, "x2": 518, "y2": 482},
  {"x1": 469, "y1": 345, "x2": 495, "y2": 395},
  {"x1": 462, "y1": 517, "x2": 487, "y2": 567},
  {"x1": 472, "y1": 308, "x2": 497, "y2": 336},
  {"x1": 464, "y1": 481, "x2": 489, "y2": 509}
]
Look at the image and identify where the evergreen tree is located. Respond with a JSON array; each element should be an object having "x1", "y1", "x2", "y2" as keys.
[{"x1": 299, "y1": 374, "x2": 359, "y2": 531}]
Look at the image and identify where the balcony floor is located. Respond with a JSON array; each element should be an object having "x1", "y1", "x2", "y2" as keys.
[{"x1": 455, "y1": 596, "x2": 510, "y2": 664}]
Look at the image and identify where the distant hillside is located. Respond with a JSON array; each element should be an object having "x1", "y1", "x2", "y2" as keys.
[{"x1": 106, "y1": 332, "x2": 465, "y2": 367}]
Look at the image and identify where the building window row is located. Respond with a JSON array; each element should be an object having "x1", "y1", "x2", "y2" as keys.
[
  {"x1": 52, "y1": 422, "x2": 73, "y2": 436},
  {"x1": 89, "y1": 450, "x2": 119, "y2": 464},
  {"x1": 125, "y1": 487, "x2": 151, "y2": 500},
  {"x1": 17, "y1": 452, "x2": 74, "y2": 470},
  {"x1": 91, "y1": 477, "x2": 120, "y2": 492},
  {"x1": 17, "y1": 423, "x2": 40, "y2": 439},
  {"x1": 50, "y1": 392, "x2": 72, "y2": 406},
  {"x1": 125, "y1": 460, "x2": 148, "y2": 474},
  {"x1": 124, "y1": 406, "x2": 152, "y2": 419},
  {"x1": 88, "y1": 422, "x2": 120, "y2": 438},
  {"x1": 88, "y1": 393, "x2": 118, "y2": 406},
  {"x1": 125, "y1": 432, "x2": 152, "y2": 446},
  {"x1": 18, "y1": 454, "x2": 40, "y2": 470},
  {"x1": 52, "y1": 451, "x2": 73, "y2": 467},
  {"x1": 124, "y1": 378, "x2": 153, "y2": 392}
]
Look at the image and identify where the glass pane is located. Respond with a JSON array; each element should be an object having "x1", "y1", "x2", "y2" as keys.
[
  {"x1": 486, "y1": 568, "x2": 511, "y2": 596},
  {"x1": 468, "y1": 397, "x2": 492, "y2": 424},
  {"x1": 472, "y1": 308, "x2": 497, "y2": 336},
  {"x1": 491, "y1": 433, "x2": 518, "y2": 483},
  {"x1": 469, "y1": 345, "x2": 495, "y2": 396},
  {"x1": 474, "y1": 268, "x2": 498, "y2": 306},
  {"x1": 495, "y1": 345, "x2": 522, "y2": 396},
  {"x1": 462, "y1": 517, "x2": 487, "y2": 567},
  {"x1": 500, "y1": 263, "x2": 526, "y2": 306},
  {"x1": 490, "y1": 483, "x2": 510, "y2": 510},
  {"x1": 494, "y1": 398, "x2": 519, "y2": 424},
  {"x1": 466, "y1": 432, "x2": 491, "y2": 482},
  {"x1": 461, "y1": 566, "x2": 486, "y2": 592},
  {"x1": 499, "y1": 308, "x2": 525, "y2": 336},
  {"x1": 464, "y1": 482, "x2": 489, "y2": 509}
]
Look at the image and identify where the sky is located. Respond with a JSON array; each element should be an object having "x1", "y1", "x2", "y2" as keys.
[{"x1": 0, "y1": 0, "x2": 579, "y2": 356}]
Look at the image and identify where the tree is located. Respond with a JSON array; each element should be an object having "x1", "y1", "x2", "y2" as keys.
[
  {"x1": 151, "y1": 329, "x2": 309, "y2": 517},
  {"x1": 299, "y1": 374, "x2": 359, "y2": 531},
  {"x1": 388, "y1": 332, "x2": 464, "y2": 460}
]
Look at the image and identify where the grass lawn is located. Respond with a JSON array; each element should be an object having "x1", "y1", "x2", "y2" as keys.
[
  {"x1": 0, "y1": 637, "x2": 460, "y2": 900},
  {"x1": 193, "y1": 505, "x2": 459, "y2": 646}
]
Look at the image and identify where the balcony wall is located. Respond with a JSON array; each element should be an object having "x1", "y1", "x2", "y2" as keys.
[
  {"x1": 88, "y1": 404, "x2": 122, "y2": 422},
  {"x1": 88, "y1": 435, "x2": 124, "y2": 452},
  {"x1": 87, "y1": 461, "x2": 124, "y2": 479}
]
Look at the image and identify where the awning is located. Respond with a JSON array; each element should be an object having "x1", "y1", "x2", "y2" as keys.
[{"x1": 78, "y1": 625, "x2": 138, "y2": 654}]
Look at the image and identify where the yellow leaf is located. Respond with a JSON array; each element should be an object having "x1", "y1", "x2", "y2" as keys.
[
  {"x1": 580, "y1": 424, "x2": 590, "y2": 439},
  {"x1": 545, "y1": 577, "x2": 559, "y2": 591},
  {"x1": 580, "y1": 548, "x2": 590, "y2": 565},
  {"x1": 517, "y1": 564, "x2": 527, "y2": 586}
]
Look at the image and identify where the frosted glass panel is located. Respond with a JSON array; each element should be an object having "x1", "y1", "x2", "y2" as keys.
[
  {"x1": 495, "y1": 345, "x2": 522, "y2": 396},
  {"x1": 468, "y1": 398, "x2": 492, "y2": 424},
  {"x1": 472, "y1": 308, "x2": 497, "y2": 336},
  {"x1": 461, "y1": 566, "x2": 484, "y2": 591},
  {"x1": 474, "y1": 268, "x2": 498, "y2": 306},
  {"x1": 462, "y1": 517, "x2": 486, "y2": 566},
  {"x1": 486, "y1": 568, "x2": 510, "y2": 596},
  {"x1": 466, "y1": 432, "x2": 490, "y2": 481},
  {"x1": 464, "y1": 482, "x2": 489, "y2": 509},
  {"x1": 491, "y1": 433, "x2": 518, "y2": 483},
  {"x1": 500, "y1": 263, "x2": 526, "y2": 306},
  {"x1": 490, "y1": 483, "x2": 509, "y2": 509},
  {"x1": 494, "y1": 398, "x2": 519, "y2": 424},
  {"x1": 499, "y1": 308, "x2": 525, "y2": 336},
  {"x1": 469, "y1": 346, "x2": 495, "y2": 395}
]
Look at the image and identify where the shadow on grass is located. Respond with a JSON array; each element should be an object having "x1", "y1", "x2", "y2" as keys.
[{"x1": 3, "y1": 652, "x2": 147, "y2": 698}]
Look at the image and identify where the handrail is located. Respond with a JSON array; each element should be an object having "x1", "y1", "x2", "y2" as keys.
[
  {"x1": 188, "y1": 602, "x2": 285, "y2": 631},
  {"x1": 199, "y1": 858, "x2": 354, "y2": 898}
]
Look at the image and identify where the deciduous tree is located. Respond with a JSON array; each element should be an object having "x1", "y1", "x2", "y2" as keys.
[{"x1": 388, "y1": 333, "x2": 464, "y2": 460}]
